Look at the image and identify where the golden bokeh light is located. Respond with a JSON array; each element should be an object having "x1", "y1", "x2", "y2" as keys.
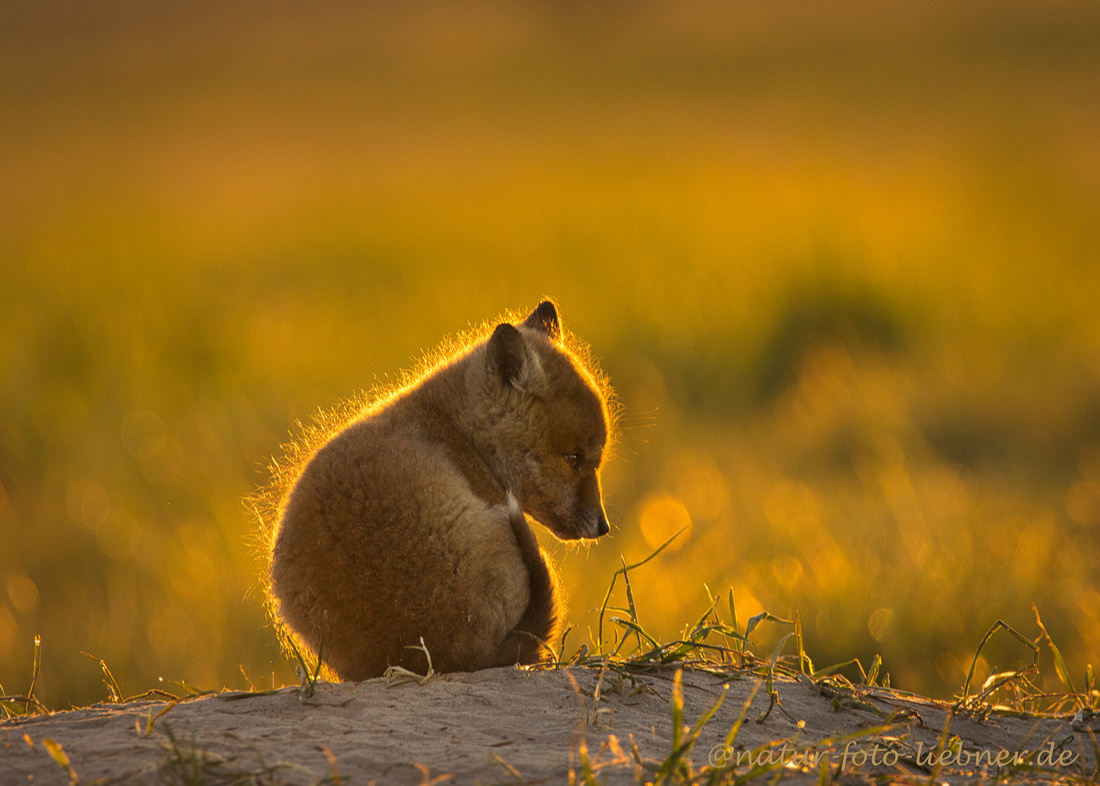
[
  {"x1": 2, "y1": 0, "x2": 1098, "y2": 708},
  {"x1": 637, "y1": 493, "x2": 693, "y2": 553}
]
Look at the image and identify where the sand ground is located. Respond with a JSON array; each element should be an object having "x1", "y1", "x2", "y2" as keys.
[{"x1": 2, "y1": 666, "x2": 1097, "y2": 785}]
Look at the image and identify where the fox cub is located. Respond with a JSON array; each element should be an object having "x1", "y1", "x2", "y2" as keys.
[{"x1": 268, "y1": 301, "x2": 613, "y2": 681}]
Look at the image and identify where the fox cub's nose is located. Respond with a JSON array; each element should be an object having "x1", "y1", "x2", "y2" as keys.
[{"x1": 596, "y1": 511, "x2": 610, "y2": 537}]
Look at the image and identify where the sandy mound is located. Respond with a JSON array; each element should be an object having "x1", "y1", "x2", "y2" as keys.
[{"x1": 2, "y1": 666, "x2": 1096, "y2": 785}]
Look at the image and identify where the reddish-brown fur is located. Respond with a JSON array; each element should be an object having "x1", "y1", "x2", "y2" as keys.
[{"x1": 268, "y1": 301, "x2": 612, "y2": 681}]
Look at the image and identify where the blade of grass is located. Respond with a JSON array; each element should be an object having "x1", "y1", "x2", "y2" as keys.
[
  {"x1": 563, "y1": 668, "x2": 596, "y2": 786},
  {"x1": 1033, "y1": 604, "x2": 1078, "y2": 697},
  {"x1": 655, "y1": 674, "x2": 730, "y2": 785},
  {"x1": 610, "y1": 617, "x2": 662, "y2": 653},
  {"x1": 81, "y1": 652, "x2": 122, "y2": 702},
  {"x1": 158, "y1": 677, "x2": 207, "y2": 697},
  {"x1": 758, "y1": 633, "x2": 794, "y2": 723},
  {"x1": 597, "y1": 529, "x2": 685, "y2": 650},
  {"x1": 744, "y1": 612, "x2": 794, "y2": 647},
  {"x1": 312, "y1": 615, "x2": 327, "y2": 687},
  {"x1": 651, "y1": 669, "x2": 686, "y2": 784},
  {"x1": 975, "y1": 666, "x2": 1040, "y2": 708},
  {"x1": 958, "y1": 619, "x2": 1038, "y2": 706},
  {"x1": 811, "y1": 658, "x2": 864, "y2": 680},
  {"x1": 140, "y1": 700, "x2": 179, "y2": 738},
  {"x1": 320, "y1": 743, "x2": 343, "y2": 786},
  {"x1": 621, "y1": 555, "x2": 643, "y2": 652},
  {"x1": 721, "y1": 680, "x2": 763, "y2": 752},
  {"x1": 386, "y1": 638, "x2": 437, "y2": 686},
  {"x1": 285, "y1": 636, "x2": 319, "y2": 697},
  {"x1": 728, "y1": 590, "x2": 741, "y2": 654},
  {"x1": 865, "y1": 654, "x2": 882, "y2": 687},
  {"x1": 794, "y1": 612, "x2": 814, "y2": 676},
  {"x1": 816, "y1": 749, "x2": 831, "y2": 786},
  {"x1": 689, "y1": 590, "x2": 722, "y2": 642},
  {"x1": 926, "y1": 709, "x2": 955, "y2": 786},
  {"x1": 42, "y1": 737, "x2": 79, "y2": 785},
  {"x1": 28, "y1": 636, "x2": 41, "y2": 712}
]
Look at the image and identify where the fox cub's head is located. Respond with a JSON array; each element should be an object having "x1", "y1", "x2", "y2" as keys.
[{"x1": 478, "y1": 301, "x2": 612, "y2": 541}]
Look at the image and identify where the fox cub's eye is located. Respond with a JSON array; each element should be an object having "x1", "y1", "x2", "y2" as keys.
[{"x1": 564, "y1": 453, "x2": 582, "y2": 470}]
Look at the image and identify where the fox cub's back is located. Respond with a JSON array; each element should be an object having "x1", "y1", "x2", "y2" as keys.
[{"x1": 267, "y1": 301, "x2": 613, "y2": 681}]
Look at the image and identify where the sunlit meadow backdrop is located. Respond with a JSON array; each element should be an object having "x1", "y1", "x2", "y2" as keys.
[{"x1": 2, "y1": 1, "x2": 1099, "y2": 710}]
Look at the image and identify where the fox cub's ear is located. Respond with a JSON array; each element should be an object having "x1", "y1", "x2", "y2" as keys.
[
  {"x1": 488, "y1": 323, "x2": 545, "y2": 392},
  {"x1": 522, "y1": 300, "x2": 560, "y2": 339}
]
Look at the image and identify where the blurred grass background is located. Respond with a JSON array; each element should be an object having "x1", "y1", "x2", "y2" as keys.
[{"x1": 2, "y1": 0, "x2": 1099, "y2": 709}]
